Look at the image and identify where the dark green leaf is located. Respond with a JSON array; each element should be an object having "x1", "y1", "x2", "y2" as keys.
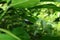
[{"x1": 12, "y1": 27, "x2": 30, "y2": 40}]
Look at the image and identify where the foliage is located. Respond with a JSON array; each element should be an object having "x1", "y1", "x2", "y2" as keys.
[{"x1": 0, "y1": 0, "x2": 60, "y2": 40}]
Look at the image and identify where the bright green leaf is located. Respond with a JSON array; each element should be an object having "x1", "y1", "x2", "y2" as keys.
[
  {"x1": 0, "y1": 33, "x2": 16, "y2": 40},
  {"x1": 10, "y1": 0, "x2": 40, "y2": 8}
]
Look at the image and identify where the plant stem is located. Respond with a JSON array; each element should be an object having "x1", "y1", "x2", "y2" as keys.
[{"x1": 0, "y1": 28, "x2": 21, "y2": 40}]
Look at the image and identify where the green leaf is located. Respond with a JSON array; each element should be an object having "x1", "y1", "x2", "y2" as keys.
[
  {"x1": 10, "y1": 0, "x2": 40, "y2": 8},
  {"x1": 56, "y1": 0, "x2": 60, "y2": 2},
  {"x1": 0, "y1": 33, "x2": 16, "y2": 40},
  {"x1": 32, "y1": 4, "x2": 60, "y2": 11},
  {"x1": 12, "y1": 27, "x2": 30, "y2": 40},
  {"x1": 40, "y1": 0, "x2": 55, "y2": 2}
]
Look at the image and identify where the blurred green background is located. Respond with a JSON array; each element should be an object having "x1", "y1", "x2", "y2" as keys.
[{"x1": 0, "y1": 0, "x2": 60, "y2": 40}]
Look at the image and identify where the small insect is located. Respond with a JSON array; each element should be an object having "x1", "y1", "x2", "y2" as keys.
[{"x1": 24, "y1": 19, "x2": 33, "y2": 25}]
